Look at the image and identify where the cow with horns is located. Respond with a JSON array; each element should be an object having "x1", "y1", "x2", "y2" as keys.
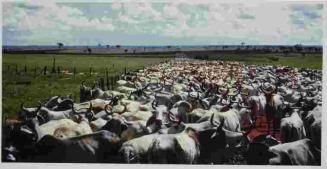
[{"x1": 2, "y1": 60, "x2": 321, "y2": 165}]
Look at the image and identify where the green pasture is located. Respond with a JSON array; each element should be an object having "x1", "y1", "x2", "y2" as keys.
[
  {"x1": 2, "y1": 54, "x2": 171, "y2": 117},
  {"x1": 208, "y1": 53, "x2": 322, "y2": 69}
]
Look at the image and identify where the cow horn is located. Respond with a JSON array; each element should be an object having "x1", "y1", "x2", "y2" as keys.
[
  {"x1": 21, "y1": 103, "x2": 28, "y2": 112},
  {"x1": 142, "y1": 83, "x2": 150, "y2": 90},
  {"x1": 36, "y1": 114, "x2": 46, "y2": 124},
  {"x1": 104, "y1": 104, "x2": 113, "y2": 115},
  {"x1": 152, "y1": 100, "x2": 158, "y2": 110},
  {"x1": 122, "y1": 117, "x2": 133, "y2": 125},
  {"x1": 35, "y1": 102, "x2": 42, "y2": 113},
  {"x1": 61, "y1": 99, "x2": 74, "y2": 106},
  {"x1": 154, "y1": 84, "x2": 163, "y2": 92}
]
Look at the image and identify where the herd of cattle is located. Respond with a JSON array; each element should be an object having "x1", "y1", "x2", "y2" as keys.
[{"x1": 2, "y1": 60, "x2": 322, "y2": 165}]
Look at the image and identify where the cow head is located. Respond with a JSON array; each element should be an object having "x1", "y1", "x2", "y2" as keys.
[
  {"x1": 80, "y1": 81, "x2": 92, "y2": 102},
  {"x1": 52, "y1": 98, "x2": 74, "y2": 111},
  {"x1": 72, "y1": 102, "x2": 94, "y2": 121},
  {"x1": 302, "y1": 97, "x2": 318, "y2": 112},
  {"x1": 43, "y1": 96, "x2": 60, "y2": 109},
  {"x1": 235, "y1": 102, "x2": 255, "y2": 126},
  {"x1": 2, "y1": 118, "x2": 39, "y2": 161},
  {"x1": 169, "y1": 101, "x2": 192, "y2": 123},
  {"x1": 245, "y1": 143, "x2": 276, "y2": 165},
  {"x1": 101, "y1": 116, "x2": 128, "y2": 136},
  {"x1": 18, "y1": 103, "x2": 42, "y2": 121},
  {"x1": 119, "y1": 145, "x2": 138, "y2": 163},
  {"x1": 2, "y1": 145, "x2": 19, "y2": 162},
  {"x1": 251, "y1": 134, "x2": 280, "y2": 147}
]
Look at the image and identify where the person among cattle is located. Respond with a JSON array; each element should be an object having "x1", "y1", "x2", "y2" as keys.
[{"x1": 261, "y1": 82, "x2": 284, "y2": 137}]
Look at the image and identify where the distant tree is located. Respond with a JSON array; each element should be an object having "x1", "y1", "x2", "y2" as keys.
[
  {"x1": 116, "y1": 45, "x2": 121, "y2": 48},
  {"x1": 283, "y1": 50, "x2": 289, "y2": 57},
  {"x1": 106, "y1": 45, "x2": 110, "y2": 48},
  {"x1": 57, "y1": 42, "x2": 64, "y2": 49},
  {"x1": 124, "y1": 49, "x2": 128, "y2": 53},
  {"x1": 98, "y1": 44, "x2": 101, "y2": 47},
  {"x1": 294, "y1": 44, "x2": 303, "y2": 53},
  {"x1": 87, "y1": 47, "x2": 92, "y2": 54}
]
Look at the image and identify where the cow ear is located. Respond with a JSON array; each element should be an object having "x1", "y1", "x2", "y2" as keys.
[{"x1": 179, "y1": 101, "x2": 192, "y2": 112}]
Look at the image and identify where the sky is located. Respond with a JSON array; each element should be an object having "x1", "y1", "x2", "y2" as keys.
[{"x1": 2, "y1": 0, "x2": 324, "y2": 46}]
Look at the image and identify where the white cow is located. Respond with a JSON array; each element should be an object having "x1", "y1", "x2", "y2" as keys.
[{"x1": 280, "y1": 109, "x2": 306, "y2": 143}]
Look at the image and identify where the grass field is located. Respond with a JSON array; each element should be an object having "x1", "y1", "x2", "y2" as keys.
[
  {"x1": 208, "y1": 53, "x2": 322, "y2": 69},
  {"x1": 2, "y1": 54, "x2": 172, "y2": 117},
  {"x1": 1, "y1": 52, "x2": 322, "y2": 118}
]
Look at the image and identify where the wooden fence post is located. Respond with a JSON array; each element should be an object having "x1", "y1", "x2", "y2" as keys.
[
  {"x1": 100, "y1": 78, "x2": 105, "y2": 91},
  {"x1": 57, "y1": 66, "x2": 60, "y2": 75},
  {"x1": 52, "y1": 57, "x2": 56, "y2": 73},
  {"x1": 109, "y1": 76, "x2": 112, "y2": 90},
  {"x1": 24, "y1": 65, "x2": 27, "y2": 73},
  {"x1": 110, "y1": 76, "x2": 114, "y2": 90},
  {"x1": 89, "y1": 67, "x2": 92, "y2": 77},
  {"x1": 106, "y1": 68, "x2": 109, "y2": 90},
  {"x1": 73, "y1": 67, "x2": 76, "y2": 79},
  {"x1": 34, "y1": 65, "x2": 37, "y2": 77},
  {"x1": 116, "y1": 75, "x2": 119, "y2": 88},
  {"x1": 44, "y1": 66, "x2": 47, "y2": 75}
]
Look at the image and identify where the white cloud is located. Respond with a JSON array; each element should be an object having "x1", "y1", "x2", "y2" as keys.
[
  {"x1": 3, "y1": 0, "x2": 115, "y2": 45},
  {"x1": 2, "y1": 1, "x2": 323, "y2": 45}
]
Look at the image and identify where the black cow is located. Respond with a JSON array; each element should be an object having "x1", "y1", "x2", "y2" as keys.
[{"x1": 4, "y1": 118, "x2": 122, "y2": 163}]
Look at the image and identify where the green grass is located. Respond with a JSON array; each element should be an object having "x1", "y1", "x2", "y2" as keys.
[
  {"x1": 208, "y1": 53, "x2": 322, "y2": 69},
  {"x1": 2, "y1": 54, "x2": 172, "y2": 118}
]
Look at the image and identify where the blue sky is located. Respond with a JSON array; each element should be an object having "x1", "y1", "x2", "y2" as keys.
[{"x1": 2, "y1": 0, "x2": 324, "y2": 46}]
